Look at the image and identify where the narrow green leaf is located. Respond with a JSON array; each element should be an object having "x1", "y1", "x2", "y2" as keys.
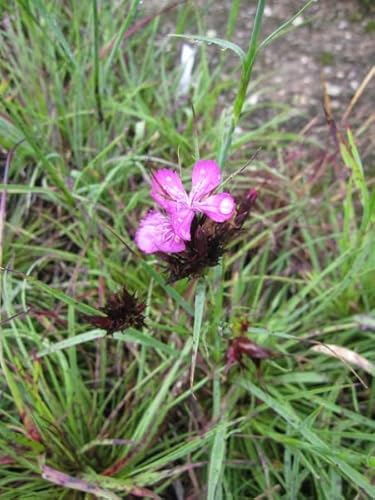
[
  {"x1": 0, "y1": 184, "x2": 53, "y2": 195},
  {"x1": 113, "y1": 329, "x2": 178, "y2": 356},
  {"x1": 190, "y1": 279, "x2": 206, "y2": 387},
  {"x1": 132, "y1": 338, "x2": 192, "y2": 442},
  {"x1": 218, "y1": 0, "x2": 265, "y2": 167},
  {"x1": 31, "y1": 279, "x2": 101, "y2": 316},
  {"x1": 21, "y1": 0, "x2": 77, "y2": 67},
  {"x1": 141, "y1": 262, "x2": 193, "y2": 316},
  {"x1": 207, "y1": 420, "x2": 227, "y2": 500},
  {"x1": 169, "y1": 34, "x2": 245, "y2": 60},
  {"x1": 232, "y1": 0, "x2": 265, "y2": 122},
  {"x1": 258, "y1": 0, "x2": 315, "y2": 52},
  {"x1": 0, "y1": 116, "x2": 33, "y2": 153},
  {"x1": 37, "y1": 329, "x2": 106, "y2": 357},
  {"x1": 103, "y1": 0, "x2": 141, "y2": 76},
  {"x1": 241, "y1": 380, "x2": 375, "y2": 497}
]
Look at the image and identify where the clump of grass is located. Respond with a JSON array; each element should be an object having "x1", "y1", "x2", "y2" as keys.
[
  {"x1": 0, "y1": 1, "x2": 374, "y2": 498},
  {"x1": 318, "y1": 51, "x2": 334, "y2": 66},
  {"x1": 365, "y1": 20, "x2": 375, "y2": 34}
]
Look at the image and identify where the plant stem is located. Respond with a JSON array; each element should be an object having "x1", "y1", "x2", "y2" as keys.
[
  {"x1": 190, "y1": 278, "x2": 206, "y2": 388},
  {"x1": 218, "y1": 0, "x2": 266, "y2": 167},
  {"x1": 93, "y1": 0, "x2": 103, "y2": 123}
]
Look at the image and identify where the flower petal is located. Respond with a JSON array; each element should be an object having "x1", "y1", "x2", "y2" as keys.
[
  {"x1": 194, "y1": 192, "x2": 235, "y2": 222},
  {"x1": 158, "y1": 225, "x2": 186, "y2": 253},
  {"x1": 190, "y1": 160, "x2": 222, "y2": 201},
  {"x1": 150, "y1": 169, "x2": 187, "y2": 211},
  {"x1": 135, "y1": 211, "x2": 186, "y2": 254},
  {"x1": 171, "y1": 207, "x2": 195, "y2": 241}
]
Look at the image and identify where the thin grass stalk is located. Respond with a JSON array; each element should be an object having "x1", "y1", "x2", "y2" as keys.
[
  {"x1": 190, "y1": 278, "x2": 206, "y2": 388},
  {"x1": 226, "y1": 0, "x2": 241, "y2": 38},
  {"x1": 103, "y1": 0, "x2": 141, "y2": 78},
  {"x1": 218, "y1": 0, "x2": 266, "y2": 167},
  {"x1": 93, "y1": 0, "x2": 104, "y2": 123}
]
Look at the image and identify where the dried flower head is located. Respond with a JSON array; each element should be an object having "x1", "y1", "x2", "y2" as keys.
[
  {"x1": 85, "y1": 287, "x2": 145, "y2": 334},
  {"x1": 158, "y1": 188, "x2": 258, "y2": 282}
]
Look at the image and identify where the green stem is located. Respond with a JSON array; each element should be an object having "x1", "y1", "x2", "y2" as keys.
[
  {"x1": 218, "y1": 0, "x2": 266, "y2": 167},
  {"x1": 190, "y1": 278, "x2": 206, "y2": 388},
  {"x1": 233, "y1": 0, "x2": 265, "y2": 123},
  {"x1": 93, "y1": 0, "x2": 103, "y2": 122},
  {"x1": 103, "y1": 0, "x2": 141, "y2": 77}
]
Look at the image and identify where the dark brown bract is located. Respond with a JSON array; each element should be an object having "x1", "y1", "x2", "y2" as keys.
[
  {"x1": 85, "y1": 287, "x2": 146, "y2": 334},
  {"x1": 158, "y1": 189, "x2": 258, "y2": 282}
]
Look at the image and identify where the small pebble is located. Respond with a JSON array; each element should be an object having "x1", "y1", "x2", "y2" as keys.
[
  {"x1": 248, "y1": 94, "x2": 259, "y2": 105},
  {"x1": 292, "y1": 16, "x2": 304, "y2": 27},
  {"x1": 264, "y1": 6, "x2": 273, "y2": 17},
  {"x1": 338, "y1": 20, "x2": 348, "y2": 30},
  {"x1": 326, "y1": 83, "x2": 341, "y2": 97}
]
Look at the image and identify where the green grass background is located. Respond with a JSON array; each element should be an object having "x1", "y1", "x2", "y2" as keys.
[{"x1": 0, "y1": 1, "x2": 374, "y2": 498}]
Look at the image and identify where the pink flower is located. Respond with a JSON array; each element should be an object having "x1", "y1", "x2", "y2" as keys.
[
  {"x1": 150, "y1": 160, "x2": 235, "y2": 240},
  {"x1": 135, "y1": 210, "x2": 186, "y2": 254}
]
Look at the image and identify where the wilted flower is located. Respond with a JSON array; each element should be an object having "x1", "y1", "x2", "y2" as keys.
[
  {"x1": 85, "y1": 287, "x2": 145, "y2": 334},
  {"x1": 226, "y1": 336, "x2": 274, "y2": 368}
]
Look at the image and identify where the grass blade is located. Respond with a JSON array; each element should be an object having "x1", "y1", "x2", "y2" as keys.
[
  {"x1": 169, "y1": 34, "x2": 245, "y2": 60},
  {"x1": 113, "y1": 329, "x2": 178, "y2": 356},
  {"x1": 190, "y1": 279, "x2": 205, "y2": 388},
  {"x1": 258, "y1": 0, "x2": 315, "y2": 52},
  {"x1": 207, "y1": 419, "x2": 228, "y2": 500},
  {"x1": 37, "y1": 330, "x2": 106, "y2": 357}
]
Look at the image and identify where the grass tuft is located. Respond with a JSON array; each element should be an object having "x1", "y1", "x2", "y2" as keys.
[{"x1": 0, "y1": 0, "x2": 374, "y2": 498}]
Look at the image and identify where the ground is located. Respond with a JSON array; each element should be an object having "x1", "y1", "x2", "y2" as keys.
[
  {"x1": 223, "y1": 0, "x2": 374, "y2": 117},
  {"x1": 153, "y1": 0, "x2": 374, "y2": 145}
]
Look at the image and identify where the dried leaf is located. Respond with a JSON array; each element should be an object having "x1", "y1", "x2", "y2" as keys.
[
  {"x1": 130, "y1": 486, "x2": 161, "y2": 499},
  {"x1": 177, "y1": 43, "x2": 196, "y2": 96},
  {"x1": 42, "y1": 465, "x2": 120, "y2": 499},
  {"x1": 311, "y1": 344, "x2": 375, "y2": 375}
]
